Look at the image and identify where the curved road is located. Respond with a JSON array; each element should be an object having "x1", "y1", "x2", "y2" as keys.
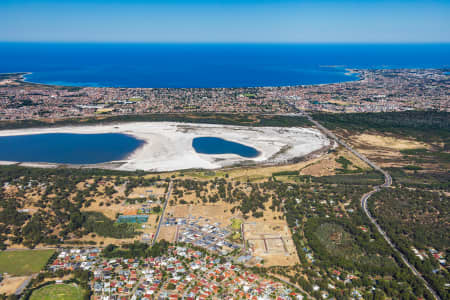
[{"x1": 306, "y1": 114, "x2": 440, "y2": 300}]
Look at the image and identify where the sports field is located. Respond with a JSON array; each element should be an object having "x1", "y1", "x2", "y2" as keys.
[
  {"x1": 30, "y1": 283, "x2": 84, "y2": 300},
  {"x1": 0, "y1": 249, "x2": 54, "y2": 276}
]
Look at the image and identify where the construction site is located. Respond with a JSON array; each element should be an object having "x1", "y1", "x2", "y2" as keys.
[{"x1": 242, "y1": 222, "x2": 300, "y2": 266}]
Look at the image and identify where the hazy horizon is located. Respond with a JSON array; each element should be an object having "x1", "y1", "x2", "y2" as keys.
[
  {"x1": 2, "y1": 0, "x2": 450, "y2": 43},
  {"x1": 2, "y1": 41, "x2": 450, "y2": 44}
]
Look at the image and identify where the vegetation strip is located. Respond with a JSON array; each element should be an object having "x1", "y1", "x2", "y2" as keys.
[{"x1": 308, "y1": 114, "x2": 442, "y2": 300}]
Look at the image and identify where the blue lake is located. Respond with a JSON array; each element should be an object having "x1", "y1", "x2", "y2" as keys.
[
  {"x1": 0, "y1": 133, "x2": 144, "y2": 164},
  {"x1": 192, "y1": 137, "x2": 259, "y2": 158}
]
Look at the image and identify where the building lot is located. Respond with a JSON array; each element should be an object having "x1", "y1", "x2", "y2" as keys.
[
  {"x1": 127, "y1": 186, "x2": 168, "y2": 200},
  {"x1": 0, "y1": 275, "x2": 30, "y2": 296},
  {"x1": 168, "y1": 203, "x2": 237, "y2": 227},
  {"x1": 243, "y1": 222, "x2": 300, "y2": 267}
]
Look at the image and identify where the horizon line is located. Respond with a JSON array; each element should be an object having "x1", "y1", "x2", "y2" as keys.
[{"x1": 1, "y1": 41, "x2": 450, "y2": 45}]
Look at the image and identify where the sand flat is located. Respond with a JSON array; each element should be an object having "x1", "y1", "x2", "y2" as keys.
[{"x1": 0, "y1": 122, "x2": 329, "y2": 171}]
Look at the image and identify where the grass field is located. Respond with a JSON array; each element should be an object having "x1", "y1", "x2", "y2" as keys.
[
  {"x1": 231, "y1": 218, "x2": 243, "y2": 230},
  {"x1": 230, "y1": 218, "x2": 243, "y2": 241},
  {"x1": 30, "y1": 283, "x2": 84, "y2": 300},
  {"x1": 0, "y1": 249, "x2": 54, "y2": 276}
]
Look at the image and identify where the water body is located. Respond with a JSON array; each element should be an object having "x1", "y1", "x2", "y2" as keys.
[
  {"x1": 0, "y1": 133, "x2": 144, "y2": 164},
  {"x1": 0, "y1": 43, "x2": 449, "y2": 88},
  {"x1": 192, "y1": 137, "x2": 259, "y2": 158}
]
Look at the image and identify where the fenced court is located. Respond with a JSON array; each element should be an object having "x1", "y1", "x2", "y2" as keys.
[{"x1": 116, "y1": 215, "x2": 148, "y2": 224}]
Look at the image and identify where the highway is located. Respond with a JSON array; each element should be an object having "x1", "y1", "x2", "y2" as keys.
[
  {"x1": 306, "y1": 114, "x2": 441, "y2": 300},
  {"x1": 151, "y1": 180, "x2": 173, "y2": 247}
]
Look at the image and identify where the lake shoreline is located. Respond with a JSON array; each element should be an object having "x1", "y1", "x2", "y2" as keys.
[{"x1": 0, "y1": 122, "x2": 330, "y2": 172}]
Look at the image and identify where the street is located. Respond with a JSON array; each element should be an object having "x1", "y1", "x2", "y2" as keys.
[{"x1": 151, "y1": 180, "x2": 173, "y2": 246}]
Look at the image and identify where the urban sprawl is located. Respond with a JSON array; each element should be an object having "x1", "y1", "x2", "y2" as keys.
[{"x1": 0, "y1": 69, "x2": 449, "y2": 120}]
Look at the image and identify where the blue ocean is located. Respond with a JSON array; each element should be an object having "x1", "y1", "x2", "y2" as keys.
[{"x1": 0, "y1": 43, "x2": 449, "y2": 88}]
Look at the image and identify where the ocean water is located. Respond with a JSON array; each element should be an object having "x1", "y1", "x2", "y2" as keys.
[
  {"x1": 0, "y1": 133, "x2": 144, "y2": 164},
  {"x1": 192, "y1": 137, "x2": 259, "y2": 158},
  {"x1": 0, "y1": 43, "x2": 449, "y2": 88}
]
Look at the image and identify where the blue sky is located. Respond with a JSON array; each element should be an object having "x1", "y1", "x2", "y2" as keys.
[{"x1": 1, "y1": 0, "x2": 450, "y2": 43}]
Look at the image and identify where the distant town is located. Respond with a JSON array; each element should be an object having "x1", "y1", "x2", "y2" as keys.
[{"x1": 0, "y1": 69, "x2": 448, "y2": 121}]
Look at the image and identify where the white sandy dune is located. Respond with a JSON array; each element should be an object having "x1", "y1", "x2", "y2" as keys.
[{"x1": 0, "y1": 122, "x2": 330, "y2": 171}]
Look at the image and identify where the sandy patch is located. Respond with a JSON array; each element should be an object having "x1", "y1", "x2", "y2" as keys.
[
  {"x1": 0, "y1": 275, "x2": 29, "y2": 295},
  {"x1": 353, "y1": 134, "x2": 428, "y2": 150},
  {"x1": 167, "y1": 203, "x2": 236, "y2": 227},
  {"x1": 0, "y1": 79, "x2": 16, "y2": 86},
  {"x1": 244, "y1": 222, "x2": 299, "y2": 267},
  {"x1": 128, "y1": 186, "x2": 166, "y2": 199},
  {"x1": 157, "y1": 226, "x2": 178, "y2": 243},
  {"x1": 0, "y1": 161, "x2": 18, "y2": 166},
  {"x1": 300, "y1": 147, "x2": 369, "y2": 176},
  {"x1": 344, "y1": 133, "x2": 432, "y2": 168}
]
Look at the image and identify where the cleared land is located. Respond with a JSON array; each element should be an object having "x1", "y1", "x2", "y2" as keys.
[
  {"x1": 346, "y1": 132, "x2": 433, "y2": 168},
  {"x1": 0, "y1": 275, "x2": 29, "y2": 295},
  {"x1": 354, "y1": 133, "x2": 429, "y2": 150},
  {"x1": 0, "y1": 250, "x2": 54, "y2": 275},
  {"x1": 244, "y1": 222, "x2": 299, "y2": 267},
  {"x1": 30, "y1": 283, "x2": 84, "y2": 300}
]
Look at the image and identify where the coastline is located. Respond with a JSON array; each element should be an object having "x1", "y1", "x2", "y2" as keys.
[
  {"x1": 0, "y1": 122, "x2": 330, "y2": 172},
  {"x1": 6, "y1": 66, "x2": 361, "y2": 89}
]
